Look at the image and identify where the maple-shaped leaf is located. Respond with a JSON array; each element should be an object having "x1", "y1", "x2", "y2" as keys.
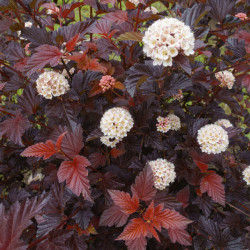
[
  {"x1": 66, "y1": 33, "x2": 80, "y2": 52},
  {"x1": 0, "y1": 111, "x2": 31, "y2": 146},
  {"x1": 116, "y1": 218, "x2": 147, "y2": 241},
  {"x1": 66, "y1": 51, "x2": 106, "y2": 73},
  {"x1": 57, "y1": 155, "x2": 92, "y2": 201},
  {"x1": 154, "y1": 204, "x2": 192, "y2": 229},
  {"x1": 99, "y1": 205, "x2": 129, "y2": 227},
  {"x1": 23, "y1": 44, "x2": 62, "y2": 76},
  {"x1": 50, "y1": 125, "x2": 84, "y2": 159},
  {"x1": 131, "y1": 166, "x2": 156, "y2": 201},
  {"x1": 0, "y1": 194, "x2": 49, "y2": 250},
  {"x1": 90, "y1": 20, "x2": 112, "y2": 35},
  {"x1": 108, "y1": 190, "x2": 139, "y2": 214},
  {"x1": 88, "y1": 152, "x2": 106, "y2": 169},
  {"x1": 102, "y1": 10, "x2": 128, "y2": 24},
  {"x1": 21, "y1": 132, "x2": 67, "y2": 160},
  {"x1": 168, "y1": 228, "x2": 192, "y2": 246},
  {"x1": 21, "y1": 140, "x2": 57, "y2": 160},
  {"x1": 200, "y1": 173, "x2": 225, "y2": 206}
]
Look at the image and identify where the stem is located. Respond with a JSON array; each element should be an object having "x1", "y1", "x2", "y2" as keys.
[
  {"x1": 61, "y1": 58, "x2": 72, "y2": 81},
  {"x1": 0, "y1": 13, "x2": 17, "y2": 22},
  {"x1": 226, "y1": 202, "x2": 250, "y2": 218},
  {"x1": 210, "y1": 19, "x2": 250, "y2": 33},
  {"x1": 111, "y1": 88, "x2": 123, "y2": 99},
  {"x1": 27, "y1": 207, "x2": 82, "y2": 249},
  {"x1": 79, "y1": 6, "x2": 82, "y2": 22},
  {"x1": 134, "y1": 3, "x2": 141, "y2": 32},
  {"x1": 90, "y1": 7, "x2": 93, "y2": 42}
]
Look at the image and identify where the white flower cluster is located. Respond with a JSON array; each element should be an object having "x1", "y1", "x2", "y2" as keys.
[
  {"x1": 148, "y1": 159, "x2": 176, "y2": 190},
  {"x1": 214, "y1": 119, "x2": 233, "y2": 128},
  {"x1": 28, "y1": 173, "x2": 44, "y2": 185},
  {"x1": 243, "y1": 166, "x2": 250, "y2": 185},
  {"x1": 215, "y1": 70, "x2": 235, "y2": 89},
  {"x1": 157, "y1": 114, "x2": 181, "y2": 133},
  {"x1": 168, "y1": 114, "x2": 181, "y2": 131},
  {"x1": 145, "y1": 6, "x2": 158, "y2": 14},
  {"x1": 36, "y1": 71, "x2": 70, "y2": 99},
  {"x1": 143, "y1": 18, "x2": 195, "y2": 67},
  {"x1": 100, "y1": 107, "x2": 134, "y2": 148},
  {"x1": 197, "y1": 124, "x2": 229, "y2": 154}
]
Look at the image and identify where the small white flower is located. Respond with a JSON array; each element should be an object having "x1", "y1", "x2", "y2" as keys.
[
  {"x1": 100, "y1": 136, "x2": 121, "y2": 148},
  {"x1": 243, "y1": 166, "x2": 250, "y2": 185},
  {"x1": 197, "y1": 124, "x2": 229, "y2": 154},
  {"x1": 144, "y1": 6, "x2": 158, "y2": 14},
  {"x1": 148, "y1": 159, "x2": 176, "y2": 190},
  {"x1": 214, "y1": 119, "x2": 233, "y2": 128}
]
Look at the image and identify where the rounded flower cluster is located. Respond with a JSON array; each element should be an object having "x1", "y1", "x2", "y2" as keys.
[
  {"x1": 142, "y1": 18, "x2": 195, "y2": 67},
  {"x1": 36, "y1": 71, "x2": 70, "y2": 99},
  {"x1": 214, "y1": 119, "x2": 233, "y2": 128},
  {"x1": 156, "y1": 116, "x2": 171, "y2": 133},
  {"x1": 100, "y1": 107, "x2": 134, "y2": 147},
  {"x1": 168, "y1": 114, "x2": 181, "y2": 131},
  {"x1": 173, "y1": 89, "x2": 183, "y2": 100},
  {"x1": 215, "y1": 70, "x2": 235, "y2": 89},
  {"x1": 148, "y1": 159, "x2": 176, "y2": 190},
  {"x1": 242, "y1": 166, "x2": 250, "y2": 185},
  {"x1": 145, "y1": 6, "x2": 158, "y2": 14},
  {"x1": 156, "y1": 114, "x2": 181, "y2": 133},
  {"x1": 235, "y1": 13, "x2": 247, "y2": 21},
  {"x1": 28, "y1": 173, "x2": 44, "y2": 185},
  {"x1": 197, "y1": 124, "x2": 229, "y2": 154},
  {"x1": 99, "y1": 75, "x2": 116, "y2": 92}
]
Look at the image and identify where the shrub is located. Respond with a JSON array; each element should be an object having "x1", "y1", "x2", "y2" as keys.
[{"x1": 0, "y1": 0, "x2": 249, "y2": 249}]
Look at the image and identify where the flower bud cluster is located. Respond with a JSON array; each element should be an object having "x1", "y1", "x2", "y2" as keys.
[
  {"x1": 36, "y1": 71, "x2": 70, "y2": 99},
  {"x1": 148, "y1": 159, "x2": 176, "y2": 190},
  {"x1": 173, "y1": 90, "x2": 183, "y2": 100},
  {"x1": 215, "y1": 70, "x2": 235, "y2": 89},
  {"x1": 157, "y1": 114, "x2": 181, "y2": 133},
  {"x1": 143, "y1": 18, "x2": 195, "y2": 67},
  {"x1": 197, "y1": 124, "x2": 229, "y2": 154},
  {"x1": 235, "y1": 13, "x2": 247, "y2": 21},
  {"x1": 100, "y1": 107, "x2": 134, "y2": 148},
  {"x1": 99, "y1": 75, "x2": 116, "y2": 92},
  {"x1": 129, "y1": 0, "x2": 140, "y2": 5}
]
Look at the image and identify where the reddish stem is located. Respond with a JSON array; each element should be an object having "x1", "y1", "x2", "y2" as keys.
[
  {"x1": 210, "y1": 19, "x2": 249, "y2": 33},
  {"x1": 134, "y1": 3, "x2": 141, "y2": 32}
]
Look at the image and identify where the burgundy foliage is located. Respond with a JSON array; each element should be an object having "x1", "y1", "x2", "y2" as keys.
[{"x1": 0, "y1": 0, "x2": 249, "y2": 249}]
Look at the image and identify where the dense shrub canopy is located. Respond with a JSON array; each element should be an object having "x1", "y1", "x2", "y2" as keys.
[{"x1": 0, "y1": 0, "x2": 249, "y2": 249}]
